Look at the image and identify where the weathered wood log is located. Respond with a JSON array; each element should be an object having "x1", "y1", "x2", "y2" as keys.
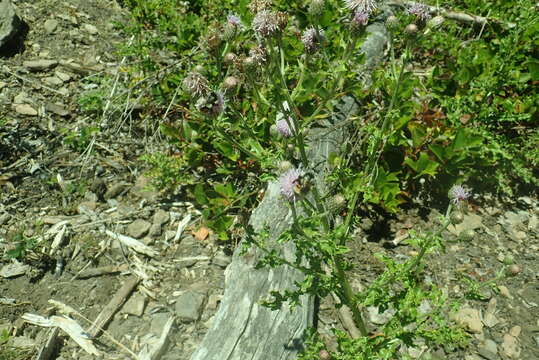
[{"x1": 190, "y1": 21, "x2": 389, "y2": 360}]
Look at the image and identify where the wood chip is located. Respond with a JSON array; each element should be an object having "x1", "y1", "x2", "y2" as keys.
[
  {"x1": 21, "y1": 313, "x2": 100, "y2": 356},
  {"x1": 105, "y1": 230, "x2": 158, "y2": 257},
  {"x1": 193, "y1": 226, "x2": 209, "y2": 241}
]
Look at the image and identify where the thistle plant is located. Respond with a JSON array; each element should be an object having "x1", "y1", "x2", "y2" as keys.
[{"x1": 174, "y1": 1, "x2": 479, "y2": 357}]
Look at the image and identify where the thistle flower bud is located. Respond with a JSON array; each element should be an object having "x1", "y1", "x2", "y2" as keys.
[
  {"x1": 459, "y1": 229, "x2": 475, "y2": 242},
  {"x1": 386, "y1": 15, "x2": 399, "y2": 27},
  {"x1": 328, "y1": 194, "x2": 346, "y2": 213},
  {"x1": 182, "y1": 71, "x2": 209, "y2": 97},
  {"x1": 450, "y1": 211, "x2": 464, "y2": 225},
  {"x1": 247, "y1": 0, "x2": 272, "y2": 13},
  {"x1": 427, "y1": 15, "x2": 445, "y2": 29},
  {"x1": 243, "y1": 56, "x2": 256, "y2": 70},
  {"x1": 308, "y1": 0, "x2": 325, "y2": 17},
  {"x1": 278, "y1": 160, "x2": 293, "y2": 173},
  {"x1": 319, "y1": 350, "x2": 331, "y2": 360},
  {"x1": 223, "y1": 52, "x2": 237, "y2": 65},
  {"x1": 224, "y1": 14, "x2": 244, "y2": 41},
  {"x1": 404, "y1": 23, "x2": 418, "y2": 35},
  {"x1": 223, "y1": 76, "x2": 240, "y2": 90}
]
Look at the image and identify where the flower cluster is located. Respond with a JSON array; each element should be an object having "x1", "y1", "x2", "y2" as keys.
[
  {"x1": 195, "y1": 90, "x2": 226, "y2": 116},
  {"x1": 247, "y1": 0, "x2": 272, "y2": 13},
  {"x1": 279, "y1": 168, "x2": 303, "y2": 201},
  {"x1": 301, "y1": 27, "x2": 326, "y2": 53},
  {"x1": 407, "y1": 3, "x2": 431, "y2": 21},
  {"x1": 449, "y1": 185, "x2": 471, "y2": 205}
]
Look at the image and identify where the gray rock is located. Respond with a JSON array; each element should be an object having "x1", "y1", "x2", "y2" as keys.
[
  {"x1": 478, "y1": 339, "x2": 498, "y2": 360},
  {"x1": 127, "y1": 219, "x2": 151, "y2": 239},
  {"x1": 212, "y1": 251, "x2": 231, "y2": 268},
  {"x1": 122, "y1": 293, "x2": 146, "y2": 317},
  {"x1": 42, "y1": 76, "x2": 63, "y2": 86},
  {"x1": 175, "y1": 291, "x2": 205, "y2": 322},
  {"x1": 149, "y1": 223, "x2": 162, "y2": 237},
  {"x1": 13, "y1": 103, "x2": 37, "y2": 116},
  {"x1": 43, "y1": 18, "x2": 58, "y2": 34},
  {"x1": 45, "y1": 102, "x2": 69, "y2": 117},
  {"x1": 23, "y1": 59, "x2": 58, "y2": 71},
  {"x1": 0, "y1": 0, "x2": 23, "y2": 48},
  {"x1": 150, "y1": 312, "x2": 171, "y2": 335},
  {"x1": 83, "y1": 23, "x2": 98, "y2": 35},
  {"x1": 153, "y1": 209, "x2": 169, "y2": 225}
]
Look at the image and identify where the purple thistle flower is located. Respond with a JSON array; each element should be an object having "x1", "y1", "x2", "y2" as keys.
[
  {"x1": 301, "y1": 27, "x2": 325, "y2": 53},
  {"x1": 352, "y1": 9, "x2": 369, "y2": 27},
  {"x1": 212, "y1": 91, "x2": 226, "y2": 114},
  {"x1": 344, "y1": 0, "x2": 377, "y2": 14},
  {"x1": 449, "y1": 185, "x2": 471, "y2": 205},
  {"x1": 407, "y1": 3, "x2": 431, "y2": 21},
  {"x1": 276, "y1": 117, "x2": 294, "y2": 137},
  {"x1": 280, "y1": 168, "x2": 303, "y2": 201},
  {"x1": 227, "y1": 14, "x2": 242, "y2": 27},
  {"x1": 252, "y1": 10, "x2": 281, "y2": 38}
]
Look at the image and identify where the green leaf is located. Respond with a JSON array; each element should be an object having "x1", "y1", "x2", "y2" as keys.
[
  {"x1": 214, "y1": 140, "x2": 239, "y2": 161},
  {"x1": 451, "y1": 128, "x2": 483, "y2": 152},
  {"x1": 408, "y1": 121, "x2": 427, "y2": 148},
  {"x1": 193, "y1": 184, "x2": 209, "y2": 205},
  {"x1": 404, "y1": 152, "x2": 440, "y2": 178},
  {"x1": 527, "y1": 60, "x2": 539, "y2": 81},
  {"x1": 429, "y1": 144, "x2": 446, "y2": 163}
]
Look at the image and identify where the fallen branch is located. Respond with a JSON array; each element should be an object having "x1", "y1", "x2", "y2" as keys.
[{"x1": 388, "y1": 0, "x2": 515, "y2": 27}]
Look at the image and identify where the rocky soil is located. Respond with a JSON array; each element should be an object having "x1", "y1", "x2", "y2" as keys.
[{"x1": 1, "y1": 1, "x2": 538, "y2": 360}]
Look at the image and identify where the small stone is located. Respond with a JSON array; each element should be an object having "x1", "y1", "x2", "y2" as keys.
[
  {"x1": 0, "y1": 81, "x2": 6, "y2": 90},
  {"x1": 131, "y1": 175, "x2": 159, "y2": 202},
  {"x1": 0, "y1": 262, "x2": 30, "y2": 278},
  {"x1": 497, "y1": 285, "x2": 511, "y2": 298},
  {"x1": 83, "y1": 24, "x2": 98, "y2": 35},
  {"x1": 509, "y1": 326, "x2": 521, "y2": 337},
  {"x1": 45, "y1": 103, "x2": 69, "y2": 117},
  {"x1": 148, "y1": 223, "x2": 161, "y2": 237},
  {"x1": 54, "y1": 70, "x2": 72, "y2": 82},
  {"x1": 43, "y1": 76, "x2": 63, "y2": 86},
  {"x1": 507, "y1": 265, "x2": 521, "y2": 276},
  {"x1": 23, "y1": 59, "x2": 58, "y2": 71},
  {"x1": 206, "y1": 294, "x2": 222, "y2": 310},
  {"x1": 454, "y1": 307, "x2": 483, "y2": 334},
  {"x1": 13, "y1": 103, "x2": 38, "y2": 116},
  {"x1": 78, "y1": 201, "x2": 97, "y2": 213},
  {"x1": 212, "y1": 251, "x2": 231, "y2": 268},
  {"x1": 174, "y1": 291, "x2": 205, "y2": 322},
  {"x1": 122, "y1": 293, "x2": 146, "y2": 317},
  {"x1": 153, "y1": 209, "x2": 169, "y2": 226},
  {"x1": 127, "y1": 219, "x2": 151, "y2": 239},
  {"x1": 44, "y1": 19, "x2": 59, "y2": 34},
  {"x1": 501, "y1": 333, "x2": 520, "y2": 358},
  {"x1": 150, "y1": 312, "x2": 171, "y2": 335}
]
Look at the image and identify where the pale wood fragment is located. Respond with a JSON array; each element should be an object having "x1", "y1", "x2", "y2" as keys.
[{"x1": 88, "y1": 276, "x2": 140, "y2": 338}]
